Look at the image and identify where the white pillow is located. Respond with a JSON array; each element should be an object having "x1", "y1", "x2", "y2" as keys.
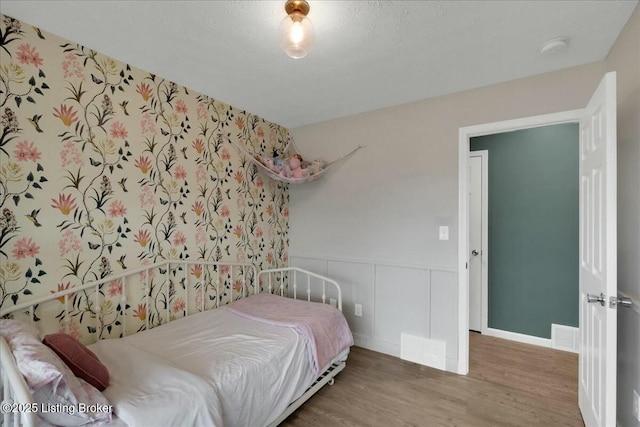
[
  {"x1": 0, "y1": 318, "x2": 43, "y2": 341},
  {"x1": 35, "y1": 378, "x2": 112, "y2": 426},
  {"x1": 1, "y1": 320, "x2": 111, "y2": 426}
]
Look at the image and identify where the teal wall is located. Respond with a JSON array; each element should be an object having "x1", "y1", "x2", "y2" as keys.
[{"x1": 470, "y1": 124, "x2": 579, "y2": 339}]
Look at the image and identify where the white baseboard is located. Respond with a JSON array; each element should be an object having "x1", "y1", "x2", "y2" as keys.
[
  {"x1": 354, "y1": 335, "x2": 459, "y2": 374},
  {"x1": 484, "y1": 327, "x2": 552, "y2": 348}
]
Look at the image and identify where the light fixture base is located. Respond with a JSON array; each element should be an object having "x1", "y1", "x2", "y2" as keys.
[
  {"x1": 285, "y1": 0, "x2": 310, "y2": 17},
  {"x1": 539, "y1": 37, "x2": 569, "y2": 55}
]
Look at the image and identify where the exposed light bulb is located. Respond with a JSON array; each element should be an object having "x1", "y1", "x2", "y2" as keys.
[
  {"x1": 279, "y1": 2, "x2": 314, "y2": 59},
  {"x1": 290, "y1": 21, "x2": 305, "y2": 45}
]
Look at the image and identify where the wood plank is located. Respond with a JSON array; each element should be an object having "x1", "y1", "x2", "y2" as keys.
[{"x1": 280, "y1": 332, "x2": 583, "y2": 426}]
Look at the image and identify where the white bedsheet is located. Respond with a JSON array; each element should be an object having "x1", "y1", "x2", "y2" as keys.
[
  {"x1": 91, "y1": 307, "x2": 318, "y2": 427},
  {"x1": 89, "y1": 338, "x2": 223, "y2": 427}
]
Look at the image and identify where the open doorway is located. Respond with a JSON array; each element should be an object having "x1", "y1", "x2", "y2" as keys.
[
  {"x1": 467, "y1": 124, "x2": 580, "y2": 350},
  {"x1": 458, "y1": 73, "x2": 618, "y2": 427}
]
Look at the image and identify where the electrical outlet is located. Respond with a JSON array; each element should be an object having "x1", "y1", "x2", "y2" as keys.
[
  {"x1": 354, "y1": 303, "x2": 362, "y2": 317},
  {"x1": 633, "y1": 389, "x2": 640, "y2": 422}
]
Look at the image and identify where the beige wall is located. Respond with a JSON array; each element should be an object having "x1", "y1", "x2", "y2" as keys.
[
  {"x1": 606, "y1": 3, "x2": 640, "y2": 426},
  {"x1": 289, "y1": 61, "x2": 606, "y2": 366}
]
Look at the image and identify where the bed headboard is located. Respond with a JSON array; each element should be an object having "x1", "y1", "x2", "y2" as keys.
[{"x1": 1, "y1": 260, "x2": 258, "y2": 343}]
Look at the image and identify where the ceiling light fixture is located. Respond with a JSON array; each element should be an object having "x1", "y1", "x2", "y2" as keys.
[
  {"x1": 539, "y1": 37, "x2": 569, "y2": 55},
  {"x1": 279, "y1": 0, "x2": 314, "y2": 59}
]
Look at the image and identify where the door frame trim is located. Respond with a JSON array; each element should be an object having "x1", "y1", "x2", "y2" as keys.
[
  {"x1": 457, "y1": 109, "x2": 582, "y2": 375},
  {"x1": 469, "y1": 150, "x2": 489, "y2": 334}
]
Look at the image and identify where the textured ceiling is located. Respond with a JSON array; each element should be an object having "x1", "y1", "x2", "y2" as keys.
[{"x1": 1, "y1": 1, "x2": 637, "y2": 128}]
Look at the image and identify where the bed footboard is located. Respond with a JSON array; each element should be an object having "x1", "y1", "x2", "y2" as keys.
[{"x1": 258, "y1": 267, "x2": 343, "y2": 311}]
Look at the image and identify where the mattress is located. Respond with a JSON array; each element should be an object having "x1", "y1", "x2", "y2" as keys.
[{"x1": 89, "y1": 306, "x2": 327, "y2": 427}]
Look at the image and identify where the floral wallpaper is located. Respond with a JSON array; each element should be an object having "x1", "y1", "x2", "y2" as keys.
[{"x1": 0, "y1": 15, "x2": 289, "y2": 338}]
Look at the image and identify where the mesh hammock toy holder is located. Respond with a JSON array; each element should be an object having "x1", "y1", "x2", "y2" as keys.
[{"x1": 230, "y1": 134, "x2": 362, "y2": 184}]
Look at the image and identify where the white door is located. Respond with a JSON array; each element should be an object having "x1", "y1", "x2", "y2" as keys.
[
  {"x1": 579, "y1": 71, "x2": 617, "y2": 427},
  {"x1": 469, "y1": 152, "x2": 487, "y2": 332}
]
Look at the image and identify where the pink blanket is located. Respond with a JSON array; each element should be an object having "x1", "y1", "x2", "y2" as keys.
[{"x1": 225, "y1": 294, "x2": 353, "y2": 373}]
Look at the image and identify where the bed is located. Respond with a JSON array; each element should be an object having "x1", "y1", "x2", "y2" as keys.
[{"x1": 0, "y1": 260, "x2": 353, "y2": 427}]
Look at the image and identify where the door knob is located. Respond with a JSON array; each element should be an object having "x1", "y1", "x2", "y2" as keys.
[
  {"x1": 471, "y1": 249, "x2": 480, "y2": 256},
  {"x1": 587, "y1": 293, "x2": 606, "y2": 307}
]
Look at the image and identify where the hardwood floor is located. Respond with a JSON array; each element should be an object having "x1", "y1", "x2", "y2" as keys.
[{"x1": 280, "y1": 333, "x2": 583, "y2": 426}]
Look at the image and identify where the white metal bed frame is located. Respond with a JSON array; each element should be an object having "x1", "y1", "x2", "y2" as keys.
[{"x1": 0, "y1": 260, "x2": 346, "y2": 427}]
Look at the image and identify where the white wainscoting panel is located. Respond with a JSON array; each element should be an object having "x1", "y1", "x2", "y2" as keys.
[
  {"x1": 430, "y1": 270, "x2": 459, "y2": 370},
  {"x1": 375, "y1": 265, "x2": 430, "y2": 348},
  {"x1": 289, "y1": 255, "x2": 459, "y2": 373},
  {"x1": 327, "y1": 261, "x2": 375, "y2": 340}
]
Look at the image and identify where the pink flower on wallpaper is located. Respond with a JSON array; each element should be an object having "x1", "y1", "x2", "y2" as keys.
[
  {"x1": 233, "y1": 279, "x2": 243, "y2": 293},
  {"x1": 266, "y1": 205, "x2": 274, "y2": 216},
  {"x1": 175, "y1": 99, "x2": 188, "y2": 114},
  {"x1": 268, "y1": 227, "x2": 276, "y2": 238},
  {"x1": 108, "y1": 280, "x2": 122, "y2": 297},
  {"x1": 173, "y1": 165, "x2": 187, "y2": 180},
  {"x1": 283, "y1": 252, "x2": 289, "y2": 262},
  {"x1": 110, "y1": 121, "x2": 128, "y2": 139},
  {"x1": 136, "y1": 82, "x2": 153, "y2": 101},
  {"x1": 109, "y1": 200, "x2": 127, "y2": 217},
  {"x1": 172, "y1": 298, "x2": 186, "y2": 314},
  {"x1": 195, "y1": 289, "x2": 203, "y2": 310},
  {"x1": 234, "y1": 116, "x2": 245, "y2": 131},
  {"x1": 283, "y1": 207, "x2": 289, "y2": 218},
  {"x1": 196, "y1": 164, "x2": 207, "y2": 183},
  {"x1": 192, "y1": 201, "x2": 204, "y2": 217},
  {"x1": 139, "y1": 185, "x2": 155, "y2": 207},
  {"x1": 233, "y1": 224, "x2": 243, "y2": 238},
  {"x1": 268, "y1": 180, "x2": 276, "y2": 192},
  {"x1": 62, "y1": 52, "x2": 84, "y2": 79},
  {"x1": 58, "y1": 230, "x2": 81, "y2": 256},
  {"x1": 51, "y1": 193, "x2": 77, "y2": 215},
  {"x1": 191, "y1": 264, "x2": 202, "y2": 279},
  {"x1": 237, "y1": 194, "x2": 246, "y2": 209},
  {"x1": 61, "y1": 141, "x2": 83, "y2": 167},
  {"x1": 12, "y1": 237, "x2": 39, "y2": 259},
  {"x1": 255, "y1": 227, "x2": 263, "y2": 238},
  {"x1": 197, "y1": 102, "x2": 207, "y2": 120},
  {"x1": 51, "y1": 282, "x2": 74, "y2": 304},
  {"x1": 66, "y1": 320, "x2": 81, "y2": 341},
  {"x1": 269, "y1": 129, "x2": 276, "y2": 144},
  {"x1": 233, "y1": 170, "x2": 244, "y2": 184},
  {"x1": 192, "y1": 138, "x2": 205, "y2": 154},
  {"x1": 266, "y1": 252, "x2": 274, "y2": 265},
  {"x1": 135, "y1": 156, "x2": 152, "y2": 174},
  {"x1": 140, "y1": 113, "x2": 156, "y2": 135},
  {"x1": 13, "y1": 140, "x2": 41, "y2": 162},
  {"x1": 195, "y1": 226, "x2": 206, "y2": 245},
  {"x1": 220, "y1": 148, "x2": 230, "y2": 161},
  {"x1": 256, "y1": 177, "x2": 263, "y2": 188},
  {"x1": 172, "y1": 231, "x2": 187, "y2": 247},
  {"x1": 138, "y1": 261, "x2": 155, "y2": 281},
  {"x1": 53, "y1": 104, "x2": 78, "y2": 127},
  {"x1": 133, "y1": 303, "x2": 147, "y2": 321},
  {"x1": 133, "y1": 229, "x2": 151, "y2": 247},
  {"x1": 220, "y1": 265, "x2": 230, "y2": 276},
  {"x1": 220, "y1": 205, "x2": 230, "y2": 218},
  {"x1": 16, "y1": 43, "x2": 43, "y2": 67},
  {"x1": 236, "y1": 250, "x2": 246, "y2": 262},
  {"x1": 257, "y1": 127, "x2": 264, "y2": 138}
]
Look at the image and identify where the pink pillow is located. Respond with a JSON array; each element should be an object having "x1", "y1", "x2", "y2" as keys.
[{"x1": 43, "y1": 333, "x2": 110, "y2": 391}]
